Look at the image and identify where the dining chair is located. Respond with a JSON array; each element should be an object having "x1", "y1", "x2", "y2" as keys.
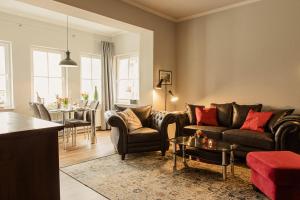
[
  {"x1": 29, "y1": 102, "x2": 41, "y2": 119},
  {"x1": 36, "y1": 103, "x2": 74, "y2": 149},
  {"x1": 73, "y1": 100, "x2": 88, "y2": 121},
  {"x1": 70, "y1": 100, "x2": 99, "y2": 144}
]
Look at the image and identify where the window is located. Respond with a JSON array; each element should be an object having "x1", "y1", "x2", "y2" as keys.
[
  {"x1": 0, "y1": 41, "x2": 13, "y2": 108},
  {"x1": 32, "y1": 48, "x2": 65, "y2": 104},
  {"x1": 80, "y1": 55, "x2": 101, "y2": 101},
  {"x1": 116, "y1": 54, "x2": 139, "y2": 103}
]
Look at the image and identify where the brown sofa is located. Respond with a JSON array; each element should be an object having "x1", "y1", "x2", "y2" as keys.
[
  {"x1": 176, "y1": 102, "x2": 300, "y2": 157},
  {"x1": 105, "y1": 105, "x2": 176, "y2": 160}
]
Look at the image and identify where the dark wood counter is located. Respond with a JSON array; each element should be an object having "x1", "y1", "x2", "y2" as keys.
[{"x1": 0, "y1": 112, "x2": 63, "y2": 200}]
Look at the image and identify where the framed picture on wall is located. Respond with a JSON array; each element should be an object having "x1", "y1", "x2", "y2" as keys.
[{"x1": 159, "y1": 70, "x2": 172, "y2": 85}]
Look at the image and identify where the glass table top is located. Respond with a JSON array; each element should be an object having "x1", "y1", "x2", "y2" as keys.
[{"x1": 170, "y1": 136, "x2": 237, "y2": 152}]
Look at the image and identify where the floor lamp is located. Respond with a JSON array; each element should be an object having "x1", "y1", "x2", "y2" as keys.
[{"x1": 156, "y1": 78, "x2": 178, "y2": 111}]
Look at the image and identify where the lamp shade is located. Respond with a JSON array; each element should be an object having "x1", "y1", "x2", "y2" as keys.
[
  {"x1": 155, "y1": 78, "x2": 164, "y2": 89},
  {"x1": 168, "y1": 90, "x2": 178, "y2": 102},
  {"x1": 59, "y1": 51, "x2": 77, "y2": 67}
]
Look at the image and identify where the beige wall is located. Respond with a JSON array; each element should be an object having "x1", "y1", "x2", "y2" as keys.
[
  {"x1": 55, "y1": 0, "x2": 177, "y2": 111},
  {"x1": 176, "y1": 0, "x2": 300, "y2": 112}
]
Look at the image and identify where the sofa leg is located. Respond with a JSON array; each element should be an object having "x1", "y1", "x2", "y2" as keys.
[
  {"x1": 121, "y1": 154, "x2": 126, "y2": 160},
  {"x1": 161, "y1": 150, "x2": 166, "y2": 156}
]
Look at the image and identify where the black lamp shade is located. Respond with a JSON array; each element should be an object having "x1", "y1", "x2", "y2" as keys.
[
  {"x1": 155, "y1": 78, "x2": 164, "y2": 89},
  {"x1": 59, "y1": 50, "x2": 77, "y2": 68}
]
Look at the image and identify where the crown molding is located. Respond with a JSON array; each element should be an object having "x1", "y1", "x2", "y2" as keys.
[
  {"x1": 121, "y1": 0, "x2": 177, "y2": 22},
  {"x1": 122, "y1": 0, "x2": 262, "y2": 23},
  {"x1": 177, "y1": 0, "x2": 262, "y2": 22}
]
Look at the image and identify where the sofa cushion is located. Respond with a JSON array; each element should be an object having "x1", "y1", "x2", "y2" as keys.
[
  {"x1": 265, "y1": 109, "x2": 294, "y2": 133},
  {"x1": 211, "y1": 102, "x2": 233, "y2": 127},
  {"x1": 195, "y1": 107, "x2": 218, "y2": 126},
  {"x1": 240, "y1": 109, "x2": 273, "y2": 132},
  {"x1": 232, "y1": 103, "x2": 263, "y2": 128},
  {"x1": 183, "y1": 125, "x2": 229, "y2": 140},
  {"x1": 118, "y1": 108, "x2": 142, "y2": 131},
  {"x1": 186, "y1": 104, "x2": 204, "y2": 125},
  {"x1": 115, "y1": 104, "x2": 152, "y2": 127},
  {"x1": 222, "y1": 129, "x2": 274, "y2": 150},
  {"x1": 128, "y1": 127, "x2": 160, "y2": 143}
]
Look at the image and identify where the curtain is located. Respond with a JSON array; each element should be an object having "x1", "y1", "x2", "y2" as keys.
[{"x1": 100, "y1": 41, "x2": 114, "y2": 130}]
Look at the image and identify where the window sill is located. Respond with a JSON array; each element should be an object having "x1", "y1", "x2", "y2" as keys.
[{"x1": 0, "y1": 107, "x2": 15, "y2": 112}]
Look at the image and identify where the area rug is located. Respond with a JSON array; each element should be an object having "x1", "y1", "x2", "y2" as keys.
[{"x1": 61, "y1": 152, "x2": 267, "y2": 200}]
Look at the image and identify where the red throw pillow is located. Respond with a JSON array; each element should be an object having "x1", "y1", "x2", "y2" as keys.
[
  {"x1": 241, "y1": 109, "x2": 273, "y2": 132},
  {"x1": 195, "y1": 107, "x2": 218, "y2": 126}
]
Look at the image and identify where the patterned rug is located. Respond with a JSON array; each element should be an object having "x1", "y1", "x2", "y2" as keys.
[{"x1": 61, "y1": 152, "x2": 267, "y2": 200}]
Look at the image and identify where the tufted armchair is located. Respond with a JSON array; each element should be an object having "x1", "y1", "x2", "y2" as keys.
[{"x1": 104, "y1": 106, "x2": 176, "y2": 160}]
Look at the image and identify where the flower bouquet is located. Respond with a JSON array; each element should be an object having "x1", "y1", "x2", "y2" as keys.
[
  {"x1": 81, "y1": 92, "x2": 89, "y2": 101},
  {"x1": 61, "y1": 97, "x2": 69, "y2": 109}
]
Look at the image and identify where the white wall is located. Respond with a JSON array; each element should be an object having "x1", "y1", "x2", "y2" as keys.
[
  {"x1": 0, "y1": 9, "x2": 155, "y2": 116},
  {"x1": 112, "y1": 32, "x2": 154, "y2": 106},
  {"x1": 0, "y1": 11, "x2": 111, "y2": 115},
  {"x1": 112, "y1": 32, "x2": 139, "y2": 55}
]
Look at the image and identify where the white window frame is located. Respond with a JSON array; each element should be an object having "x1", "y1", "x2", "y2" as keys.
[
  {"x1": 31, "y1": 46, "x2": 67, "y2": 104},
  {"x1": 0, "y1": 41, "x2": 13, "y2": 109},
  {"x1": 80, "y1": 53, "x2": 101, "y2": 101},
  {"x1": 115, "y1": 53, "x2": 139, "y2": 104}
]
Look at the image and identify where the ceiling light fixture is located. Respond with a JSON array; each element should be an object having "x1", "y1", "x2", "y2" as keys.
[{"x1": 59, "y1": 16, "x2": 77, "y2": 68}]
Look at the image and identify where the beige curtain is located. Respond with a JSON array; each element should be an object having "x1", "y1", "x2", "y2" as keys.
[{"x1": 100, "y1": 41, "x2": 114, "y2": 130}]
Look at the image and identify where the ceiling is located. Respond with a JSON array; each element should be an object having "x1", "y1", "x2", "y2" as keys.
[
  {"x1": 122, "y1": 0, "x2": 260, "y2": 21},
  {"x1": 0, "y1": 0, "x2": 124, "y2": 36}
]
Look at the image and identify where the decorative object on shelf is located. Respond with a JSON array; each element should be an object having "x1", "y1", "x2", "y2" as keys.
[
  {"x1": 195, "y1": 130, "x2": 205, "y2": 138},
  {"x1": 59, "y1": 16, "x2": 77, "y2": 68},
  {"x1": 81, "y1": 92, "x2": 89, "y2": 101},
  {"x1": 94, "y1": 86, "x2": 99, "y2": 101},
  {"x1": 156, "y1": 70, "x2": 178, "y2": 111}
]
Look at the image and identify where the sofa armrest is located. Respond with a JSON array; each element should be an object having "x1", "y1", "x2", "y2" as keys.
[
  {"x1": 150, "y1": 111, "x2": 176, "y2": 151},
  {"x1": 173, "y1": 112, "x2": 190, "y2": 137},
  {"x1": 274, "y1": 115, "x2": 300, "y2": 153},
  {"x1": 150, "y1": 111, "x2": 176, "y2": 132},
  {"x1": 104, "y1": 110, "x2": 128, "y2": 154}
]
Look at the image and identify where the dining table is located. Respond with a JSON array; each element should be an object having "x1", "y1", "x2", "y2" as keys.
[{"x1": 49, "y1": 107, "x2": 97, "y2": 145}]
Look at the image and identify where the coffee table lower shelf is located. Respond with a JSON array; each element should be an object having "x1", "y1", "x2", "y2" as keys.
[{"x1": 172, "y1": 147, "x2": 235, "y2": 181}]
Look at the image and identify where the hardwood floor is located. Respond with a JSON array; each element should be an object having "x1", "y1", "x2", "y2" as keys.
[
  {"x1": 59, "y1": 130, "x2": 115, "y2": 167},
  {"x1": 59, "y1": 130, "x2": 115, "y2": 200}
]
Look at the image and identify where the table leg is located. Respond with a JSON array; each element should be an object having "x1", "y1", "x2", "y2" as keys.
[
  {"x1": 222, "y1": 150, "x2": 227, "y2": 181},
  {"x1": 173, "y1": 143, "x2": 177, "y2": 170},
  {"x1": 62, "y1": 112, "x2": 66, "y2": 150},
  {"x1": 90, "y1": 109, "x2": 96, "y2": 144},
  {"x1": 182, "y1": 145, "x2": 188, "y2": 167},
  {"x1": 230, "y1": 146, "x2": 235, "y2": 176}
]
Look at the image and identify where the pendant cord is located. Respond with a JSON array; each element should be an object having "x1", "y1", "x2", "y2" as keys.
[{"x1": 67, "y1": 16, "x2": 69, "y2": 51}]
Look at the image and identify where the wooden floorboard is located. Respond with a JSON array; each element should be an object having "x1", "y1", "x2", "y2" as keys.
[{"x1": 59, "y1": 130, "x2": 115, "y2": 168}]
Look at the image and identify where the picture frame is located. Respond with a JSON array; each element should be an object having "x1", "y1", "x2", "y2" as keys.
[{"x1": 159, "y1": 70, "x2": 172, "y2": 85}]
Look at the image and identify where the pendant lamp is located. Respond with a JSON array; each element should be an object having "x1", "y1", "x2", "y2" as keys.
[{"x1": 59, "y1": 16, "x2": 77, "y2": 68}]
